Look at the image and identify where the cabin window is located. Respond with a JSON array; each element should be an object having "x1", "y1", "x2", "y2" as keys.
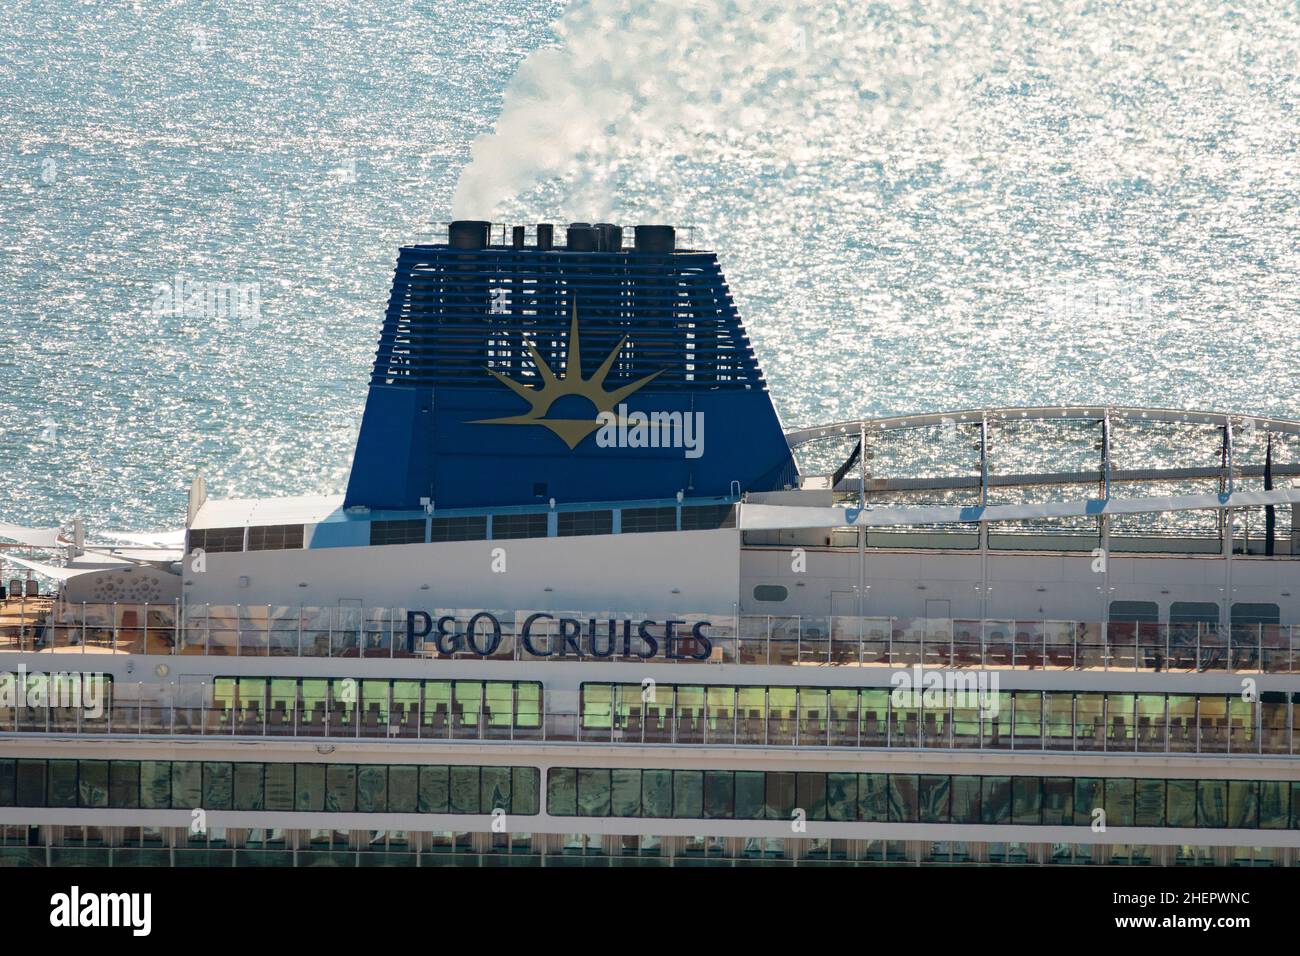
[
  {"x1": 546, "y1": 768, "x2": 576, "y2": 817},
  {"x1": 325, "y1": 764, "x2": 357, "y2": 812},
  {"x1": 109, "y1": 762, "x2": 141, "y2": 810},
  {"x1": 1231, "y1": 603, "x2": 1280, "y2": 625},
  {"x1": 248, "y1": 524, "x2": 304, "y2": 551},
  {"x1": 1108, "y1": 601, "x2": 1159, "y2": 623},
  {"x1": 492, "y1": 514, "x2": 548, "y2": 539},
  {"x1": 202, "y1": 762, "x2": 234, "y2": 810},
  {"x1": 753, "y1": 585, "x2": 788, "y2": 603},
  {"x1": 265, "y1": 765, "x2": 294, "y2": 810},
  {"x1": 557, "y1": 510, "x2": 613, "y2": 537},
  {"x1": 535, "y1": 766, "x2": 1298, "y2": 827},
  {"x1": 681, "y1": 504, "x2": 736, "y2": 530},
  {"x1": 620, "y1": 507, "x2": 677, "y2": 534},
  {"x1": 369, "y1": 520, "x2": 426, "y2": 546},
  {"x1": 233, "y1": 764, "x2": 263, "y2": 811},
  {"x1": 189, "y1": 527, "x2": 244, "y2": 553},
  {"x1": 1169, "y1": 602, "x2": 1219, "y2": 625},
  {"x1": 0, "y1": 759, "x2": 538, "y2": 815},
  {"x1": 429, "y1": 515, "x2": 487, "y2": 542},
  {"x1": 172, "y1": 762, "x2": 203, "y2": 808},
  {"x1": 47, "y1": 760, "x2": 77, "y2": 808}
]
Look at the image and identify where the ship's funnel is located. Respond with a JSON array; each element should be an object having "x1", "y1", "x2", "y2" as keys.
[
  {"x1": 594, "y1": 223, "x2": 623, "y2": 251},
  {"x1": 448, "y1": 220, "x2": 491, "y2": 249},
  {"x1": 634, "y1": 224, "x2": 676, "y2": 253},
  {"x1": 345, "y1": 218, "x2": 797, "y2": 509},
  {"x1": 566, "y1": 222, "x2": 599, "y2": 251}
]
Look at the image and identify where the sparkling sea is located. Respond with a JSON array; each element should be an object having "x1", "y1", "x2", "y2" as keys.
[{"x1": 1, "y1": 0, "x2": 1298, "y2": 532}]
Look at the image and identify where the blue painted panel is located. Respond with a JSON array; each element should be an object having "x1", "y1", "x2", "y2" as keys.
[
  {"x1": 344, "y1": 384, "x2": 434, "y2": 508},
  {"x1": 344, "y1": 242, "x2": 799, "y2": 510},
  {"x1": 346, "y1": 386, "x2": 793, "y2": 509},
  {"x1": 308, "y1": 519, "x2": 371, "y2": 549}
]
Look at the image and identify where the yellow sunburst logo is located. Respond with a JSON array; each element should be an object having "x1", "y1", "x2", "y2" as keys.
[{"x1": 471, "y1": 297, "x2": 663, "y2": 449}]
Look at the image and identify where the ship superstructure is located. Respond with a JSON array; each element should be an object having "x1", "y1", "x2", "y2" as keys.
[{"x1": 1, "y1": 221, "x2": 1299, "y2": 867}]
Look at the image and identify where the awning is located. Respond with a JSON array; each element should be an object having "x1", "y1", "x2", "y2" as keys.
[
  {"x1": 0, "y1": 553, "x2": 97, "y2": 582},
  {"x1": 190, "y1": 494, "x2": 344, "y2": 531},
  {"x1": 93, "y1": 530, "x2": 186, "y2": 548},
  {"x1": 0, "y1": 520, "x2": 62, "y2": 549},
  {"x1": 79, "y1": 546, "x2": 184, "y2": 565},
  {"x1": 739, "y1": 487, "x2": 1300, "y2": 531}
]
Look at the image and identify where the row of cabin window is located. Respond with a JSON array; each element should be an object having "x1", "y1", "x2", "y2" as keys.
[
  {"x1": 0, "y1": 760, "x2": 539, "y2": 815},
  {"x1": 193, "y1": 506, "x2": 736, "y2": 553},
  {"x1": 752, "y1": 587, "x2": 1285, "y2": 627},
  {"x1": 371, "y1": 505, "x2": 736, "y2": 546},
  {"x1": 207, "y1": 678, "x2": 542, "y2": 725},
  {"x1": 546, "y1": 768, "x2": 1297, "y2": 829},
  {"x1": 189, "y1": 525, "x2": 303, "y2": 554},
  {"x1": 579, "y1": 683, "x2": 1280, "y2": 729}
]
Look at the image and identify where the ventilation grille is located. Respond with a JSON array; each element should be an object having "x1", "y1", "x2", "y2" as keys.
[{"x1": 370, "y1": 247, "x2": 765, "y2": 390}]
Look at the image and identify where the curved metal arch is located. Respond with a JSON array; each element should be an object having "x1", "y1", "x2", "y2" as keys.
[{"x1": 784, "y1": 405, "x2": 1300, "y2": 449}]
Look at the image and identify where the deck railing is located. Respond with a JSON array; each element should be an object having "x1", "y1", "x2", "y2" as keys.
[
  {"x1": 0, "y1": 600, "x2": 1297, "y2": 673},
  {"x1": 1, "y1": 683, "x2": 1296, "y2": 757}
]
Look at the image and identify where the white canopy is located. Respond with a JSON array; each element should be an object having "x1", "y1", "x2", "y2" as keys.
[
  {"x1": 0, "y1": 520, "x2": 62, "y2": 549},
  {"x1": 93, "y1": 530, "x2": 186, "y2": 548},
  {"x1": 190, "y1": 494, "x2": 344, "y2": 530},
  {"x1": 0, "y1": 553, "x2": 97, "y2": 582},
  {"x1": 79, "y1": 545, "x2": 184, "y2": 565}
]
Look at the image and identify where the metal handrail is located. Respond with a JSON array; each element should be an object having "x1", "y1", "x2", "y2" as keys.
[
  {"x1": 0, "y1": 691, "x2": 1288, "y2": 758},
  {"x1": 0, "y1": 601, "x2": 1296, "y2": 673}
]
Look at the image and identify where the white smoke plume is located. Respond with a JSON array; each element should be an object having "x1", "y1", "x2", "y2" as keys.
[
  {"x1": 451, "y1": 0, "x2": 989, "y2": 221},
  {"x1": 449, "y1": 0, "x2": 1300, "y2": 433}
]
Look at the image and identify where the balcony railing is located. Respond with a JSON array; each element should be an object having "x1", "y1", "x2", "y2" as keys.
[
  {"x1": 0, "y1": 601, "x2": 1297, "y2": 673},
  {"x1": 3, "y1": 687, "x2": 1296, "y2": 757}
]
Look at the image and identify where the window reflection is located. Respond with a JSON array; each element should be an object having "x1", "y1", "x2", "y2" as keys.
[{"x1": 540, "y1": 765, "x2": 1300, "y2": 830}]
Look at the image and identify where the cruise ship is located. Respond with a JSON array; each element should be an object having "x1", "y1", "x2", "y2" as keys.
[{"x1": 1, "y1": 219, "x2": 1298, "y2": 867}]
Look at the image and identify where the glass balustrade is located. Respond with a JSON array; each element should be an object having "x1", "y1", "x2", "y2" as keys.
[
  {"x1": 3, "y1": 674, "x2": 1296, "y2": 758},
  {"x1": 2, "y1": 602, "x2": 1298, "y2": 677}
]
